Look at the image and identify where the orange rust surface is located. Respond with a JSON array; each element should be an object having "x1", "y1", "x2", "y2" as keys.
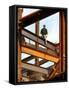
[{"x1": 21, "y1": 46, "x2": 59, "y2": 63}]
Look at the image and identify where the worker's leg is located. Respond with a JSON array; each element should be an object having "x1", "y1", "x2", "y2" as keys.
[
  {"x1": 42, "y1": 35, "x2": 45, "y2": 44},
  {"x1": 44, "y1": 35, "x2": 47, "y2": 45}
]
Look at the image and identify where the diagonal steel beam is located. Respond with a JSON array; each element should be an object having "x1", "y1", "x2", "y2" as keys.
[
  {"x1": 22, "y1": 54, "x2": 49, "y2": 65},
  {"x1": 20, "y1": 9, "x2": 60, "y2": 27},
  {"x1": 39, "y1": 60, "x2": 48, "y2": 65},
  {"x1": 22, "y1": 55, "x2": 35, "y2": 63},
  {"x1": 21, "y1": 29, "x2": 57, "y2": 51}
]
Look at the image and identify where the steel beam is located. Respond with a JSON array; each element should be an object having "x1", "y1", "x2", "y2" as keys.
[
  {"x1": 22, "y1": 55, "x2": 49, "y2": 65},
  {"x1": 20, "y1": 9, "x2": 61, "y2": 27},
  {"x1": 21, "y1": 46, "x2": 59, "y2": 63},
  {"x1": 22, "y1": 55, "x2": 35, "y2": 63},
  {"x1": 39, "y1": 60, "x2": 48, "y2": 65},
  {"x1": 21, "y1": 29, "x2": 56, "y2": 51},
  {"x1": 22, "y1": 42, "x2": 58, "y2": 57},
  {"x1": 22, "y1": 62, "x2": 49, "y2": 76}
]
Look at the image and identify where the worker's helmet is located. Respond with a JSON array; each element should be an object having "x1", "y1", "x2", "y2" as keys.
[{"x1": 43, "y1": 25, "x2": 46, "y2": 28}]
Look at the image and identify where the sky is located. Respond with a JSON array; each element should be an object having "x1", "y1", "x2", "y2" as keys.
[{"x1": 21, "y1": 8, "x2": 59, "y2": 68}]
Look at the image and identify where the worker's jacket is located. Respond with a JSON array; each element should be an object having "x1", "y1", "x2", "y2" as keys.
[{"x1": 41, "y1": 28, "x2": 48, "y2": 35}]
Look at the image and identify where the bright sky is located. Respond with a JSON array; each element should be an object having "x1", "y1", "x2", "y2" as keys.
[
  {"x1": 39, "y1": 12, "x2": 59, "y2": 43},
  {"x1": 21, "y1": 8, "x2": 59, "y2": 68}
]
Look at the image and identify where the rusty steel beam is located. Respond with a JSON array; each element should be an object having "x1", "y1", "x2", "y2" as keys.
[
  {"x1": 22, "y1": 62, "x2": 49, "y2": 76},
  {"x1": 60, "y1": 12, "x2": 66, "y2": 72},
  {"x1": 21, "y1": 29, "x2": 56, "y2": 51},
  {"x1": 48, "y1": 68, "x2": 56, "y2": 80},
  {"x1": 22, "y1": 55, "x2": 35, "y2": 63},
  {"x1": 22, "y1": 42, "x2": 58, "y2": 57},
  {"x1": 22, "y1": 54, "x2": 49, "y2": 65},
  {"x1": 35, "y1": 21, "x2": 39, "y2": 66},
  {"x1": 17, "y1": 8, "x2": 23, "y2": 82},
  {"x1": 21, "y1": 46, "x2": 59, "y2": 63},
  {"x1": 21, "y1": 53, "x2": 49, "y2": 65},
  {"x1": 20, "y1": 9, "x2": 62, "y2": 27},
  {"x1": 39, "y1": 60, "x2": 48, "y2": 65}
]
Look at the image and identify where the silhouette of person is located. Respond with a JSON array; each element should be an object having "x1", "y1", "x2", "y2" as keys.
[{"x1": 41, "y1": 25, "x2": 48, "y2": 45}]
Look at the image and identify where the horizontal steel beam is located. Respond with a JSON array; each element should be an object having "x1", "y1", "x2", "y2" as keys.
[
  {"x1": 22, "y1": 62, "x2": 49, "y2": 76},
  {"x1": 21, "y1": 46, "x2": 59, "y2": 63},
  {"x1": 24, "y1": 42, "x2": 58, "y2": 57}
]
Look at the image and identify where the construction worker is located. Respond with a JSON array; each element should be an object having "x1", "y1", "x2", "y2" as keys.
[{"x1": 41, "y1": 25, "x2": 48, "y2": 45}]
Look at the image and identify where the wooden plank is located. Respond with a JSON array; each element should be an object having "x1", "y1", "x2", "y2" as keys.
[
  {"x1": 21, "y1": 46, "x2": 59, "y2": 63},
  {"x1": 22, "y1": 62, "x2": 49, "y2": 76}
]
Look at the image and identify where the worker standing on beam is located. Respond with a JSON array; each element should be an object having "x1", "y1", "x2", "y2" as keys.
[{"x1": 41, "y1": 25, "x2": 48, "y2": 45}]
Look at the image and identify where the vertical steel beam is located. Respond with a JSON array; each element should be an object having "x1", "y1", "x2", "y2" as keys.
[
  {"x1": 35, "y1": 21, "x2": 40, "y2": 66},
  {"x1": 59, "y1": 11, "x2": 66, "y2": 73},
  {"x1": 17, "y1": 8, "x2": 23, "y2": 82}
]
